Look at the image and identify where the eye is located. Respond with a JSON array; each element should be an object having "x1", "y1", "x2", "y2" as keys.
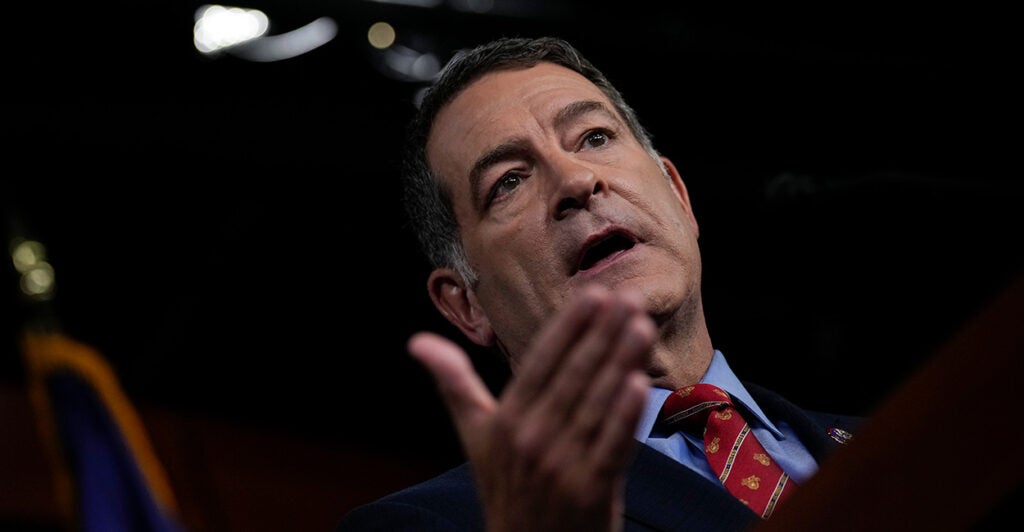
[
  {"x1": 581, "y1": 128, "x2": 615, "y2": 149},
  {"x1": 486, "y1": 171, "x2": 525, "y2": 206}
]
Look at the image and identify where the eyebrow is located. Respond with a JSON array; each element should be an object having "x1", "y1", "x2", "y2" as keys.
[
  {"x1": 553, "y1": 99, "x2": 620, "y2": 132},
  {"x1": 467, "y1": 99, "x2": 621, "y2": 207},
  {"x1": 469, "y1": 137, "x2": 531, "y2": 209}
]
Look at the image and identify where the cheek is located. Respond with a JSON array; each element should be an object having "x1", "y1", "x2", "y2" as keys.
[
  {"x1": 472, "y1": 228, "x2": 564, "y2": 313},
  {"x1": 478, "y1": 234, "x2": 558, "y2": 277},
  {"x1": 471, "y1": 202, "x2": 554, "y2": 262},
  {"x1": 668, "y1": 209, "x2": 694, "y2": 235},
  {"x1": 657, "y1": 185, "x2": 695, "y2": 229}
]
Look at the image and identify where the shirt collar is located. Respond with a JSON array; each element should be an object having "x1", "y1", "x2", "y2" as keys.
[{"x1": 635, "y1": 349, "x2": 786, "y2": 440}]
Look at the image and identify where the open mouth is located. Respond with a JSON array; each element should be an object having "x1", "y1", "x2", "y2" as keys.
[{"x1": 577, "y1": 231, "x2": 637, "y2": 272}]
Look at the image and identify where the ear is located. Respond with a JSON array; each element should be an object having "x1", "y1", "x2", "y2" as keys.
[
  {"x1": 660, "y1": 156, "x2": 699, "y2": 238},
  {"x1": 426, "y1": 268, "x2": 496, "y2": 347}
]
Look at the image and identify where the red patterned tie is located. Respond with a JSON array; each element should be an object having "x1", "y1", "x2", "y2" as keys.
[{"x1": 657, "y1": 383, "x2": 797, "y2": 519}]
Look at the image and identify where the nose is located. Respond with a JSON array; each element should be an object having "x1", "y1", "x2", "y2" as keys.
[{"x1": 549, "y1": 152, "x2": 605, "y2": 219}]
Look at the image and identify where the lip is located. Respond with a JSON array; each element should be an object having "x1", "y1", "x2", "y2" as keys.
[{"x1": 571, "y1": 226, "x2": 640, "y2": 275}]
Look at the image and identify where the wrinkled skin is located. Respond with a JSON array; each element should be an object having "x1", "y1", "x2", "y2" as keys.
[{"x1": 410, "y1": 63, "x2": 716, "y2": 531}]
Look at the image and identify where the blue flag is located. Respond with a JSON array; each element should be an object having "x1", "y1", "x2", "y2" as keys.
[{"x1": 21, "y1": 331, "x2": 185, "y2": 532}]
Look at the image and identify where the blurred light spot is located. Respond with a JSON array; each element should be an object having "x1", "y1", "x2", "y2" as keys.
[
  {"x1": 370, "y1": 0, "x2": 552, "y2": 17},
  {"x1": 229, "y1": 17, "x2": 338, "y2": 62},
  {"x1": 369, "y1": 0, "x2": 443, "y2": 7},
  {"x1": 367, "y1": 22, "x2": 396, "y2": 49},
  {"x1": 10, "y1": 238, "x2": 56, "y2": 301},
  {"x1": 410, "y1": 54, "x2": 441, "y2": 80},
  {"x1": 193, "y1": 4, "x2": 270, "y2": 54},
  {"x1": 450, "y1": 0, "x2": 494, "y2": 13},
  {"x1": 11, "y1": 238, "x2": 46, "y2": 273},
  {"x1": 380, "y1": 44, "x2": 440, "y2": 82},
  {"x1": 21, "y1": 262, "x2": 56, "y2": 299}
]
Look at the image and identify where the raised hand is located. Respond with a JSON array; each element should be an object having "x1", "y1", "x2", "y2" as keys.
[{"x1": 408, "y1": 285, "x2": 655, "y2": 531}]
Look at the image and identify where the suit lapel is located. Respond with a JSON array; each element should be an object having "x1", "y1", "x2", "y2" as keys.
[
  {"x1": 743, "y1": 381, "x2": 859, "y2": 461},
  {"x1": 623, "y1": 444, "x2": 758, "y2": 531}
]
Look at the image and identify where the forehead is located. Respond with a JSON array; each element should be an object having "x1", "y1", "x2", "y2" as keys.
[{"x1": 426, "y1": 62, "x2": 614, "y2": 184}]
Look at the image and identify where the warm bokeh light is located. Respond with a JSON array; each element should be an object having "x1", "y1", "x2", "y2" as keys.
[
  {"x1": 11, "y1": 238, "x2": 46, "y2": 273},
  {"x1": 21, "y1": 262, "x2": 56, "y2": 298},
  {"x1": 367, "y1": 21, "x2": 395, "y2": 49},
  {"x1": 10, "y1": 238, "x2": 56, "y2": 300}
]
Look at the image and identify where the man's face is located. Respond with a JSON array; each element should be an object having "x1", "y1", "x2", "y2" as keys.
[{"x1": 427, "y1": 62, "x2": 702, "y2": 359}]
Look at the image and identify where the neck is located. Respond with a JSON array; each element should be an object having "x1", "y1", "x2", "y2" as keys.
[{"x1": 646, "y1": 302, "x2": 715, "y2": 390}]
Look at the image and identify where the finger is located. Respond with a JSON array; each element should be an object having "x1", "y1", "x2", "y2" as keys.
[
  {"x1": 535, "y1": 368, "x2": 650, "y2": 511},
  {"x1": 537, "y1": 306, "x2": 653, "y2": 472},
  {"x1": 568, "y1": 309, "x2": 656, "y2": 445},
  {"x1": 528, "y1": 290, "x2": 645, "y2": 431},
  {"x1": 408, "y1": 331, "x2": 497, "y2": 442},
  {"x1": 501, "y1": 285, "x2": 609, "y2": 412},
  {"x1": 586, "y1": 369, "x2": 651, "y2": 479}
]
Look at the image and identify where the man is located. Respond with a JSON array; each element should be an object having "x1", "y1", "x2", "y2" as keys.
[{"x1": 339, "y1": 36, "x2": 861, "y2": 531}]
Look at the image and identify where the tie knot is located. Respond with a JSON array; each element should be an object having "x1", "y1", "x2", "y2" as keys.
[
  {"x1": 657, "y1": 383, "x2": 734, "y2": 432},
  {"x1": 658, "y1": 383, "x2": 797, "y2": 518}
]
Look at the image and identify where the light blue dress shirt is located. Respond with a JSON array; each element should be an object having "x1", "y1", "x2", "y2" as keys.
[{"x1": 634, "y1": 349, "x2": 819, "y2": 487}]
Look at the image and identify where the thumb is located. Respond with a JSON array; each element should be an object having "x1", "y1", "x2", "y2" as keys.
[{"x1": 407, "y1": 331, "x2": 497, "y2": 441}]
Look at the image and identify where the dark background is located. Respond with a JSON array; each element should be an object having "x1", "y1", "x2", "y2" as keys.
[{"x1": 3, "y1": 0, "x2": 1019, "y2": 475}]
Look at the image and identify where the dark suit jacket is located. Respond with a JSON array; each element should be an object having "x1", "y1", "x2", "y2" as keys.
[{"x1": 338, "y1": 382, "x2": 862, "y2": 531}]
